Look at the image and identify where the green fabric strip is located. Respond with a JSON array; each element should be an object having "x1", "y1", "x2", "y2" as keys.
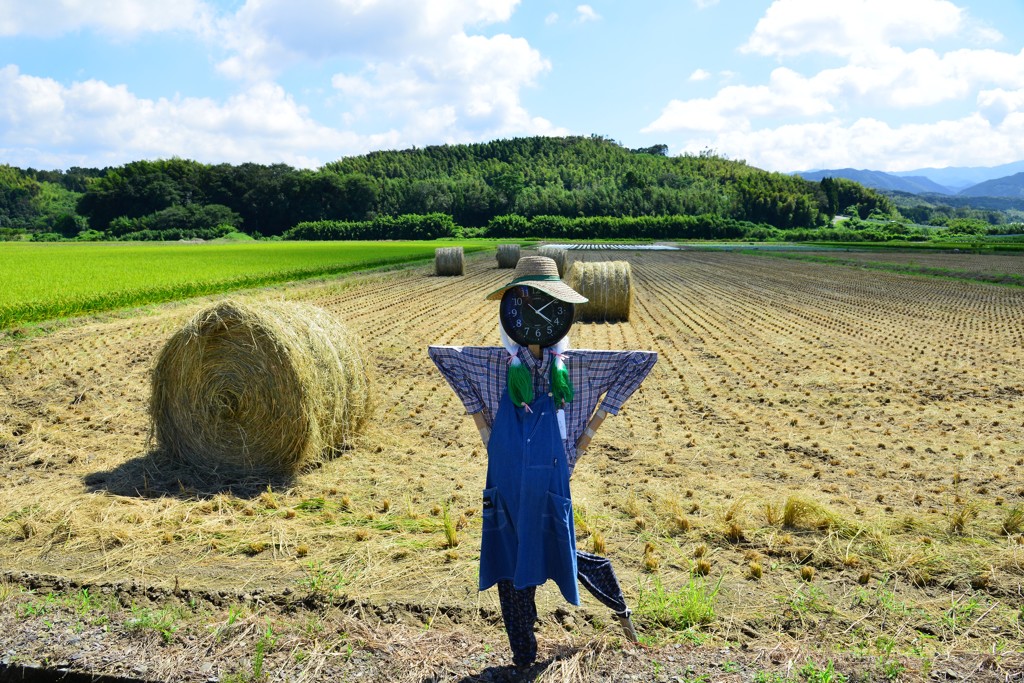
[{"x1": 504, "y1": 275, "x2": 561, "y2": 286}]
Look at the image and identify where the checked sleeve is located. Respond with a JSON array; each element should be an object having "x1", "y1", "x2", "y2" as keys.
[{"x1": 580, "y1": 350, "x2": 658, "y2": 416}]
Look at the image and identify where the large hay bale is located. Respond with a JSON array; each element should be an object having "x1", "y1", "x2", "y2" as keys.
[
  {"x1": 150, "y1": 299, "x2": 373, "y2": 475},
  {"x1": 496, "y1": 244, "x2": 520, "y2": 269},
  {"x1": 567, "y1": 260, "x2": 633, "y2": 323},
  {"x1": 435, "y1": 247, "x2": 465, "y2": 276},
  {"x1": 538, "y1": 246, "x2": 570, "y2": 277}
]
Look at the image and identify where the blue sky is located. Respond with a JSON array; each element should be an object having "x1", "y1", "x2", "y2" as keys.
[{"x1": 1, "y1": 0, "x2": 1022, "y2": 173}]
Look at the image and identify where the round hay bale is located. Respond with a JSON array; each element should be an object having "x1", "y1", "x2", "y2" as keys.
[
  {"x1": 496, "y1": 244, "x2": 520, "y2": 269},
  {"x1": 150, "y1": 299, "x2": 373, "y2": 475},
  {"x1": 567, "y1": 260, "x2": 633, "y2": 323},
  {"x1": 435, "y1": 247, "x2": 465, "y2": 276},
  {"x1": 538, "y1": 246, "x2": 570, "y2": 277}
]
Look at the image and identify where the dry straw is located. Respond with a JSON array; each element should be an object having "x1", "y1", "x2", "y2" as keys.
[
  {"x1": 150, "y1": 299, "x2": 373, "y2": 475},
  {"x1": 537, "y1": 246, "x2": 570, "y2": 276},
  {"x1": 434, "y1": 247, "x2": 465, "y2": 276},
  {"x1": 495, "y1": 244, "x2": 520, "y2": 269},
  {"x1": 568, "y1": 260, "x2": 634, "y2": 323}
]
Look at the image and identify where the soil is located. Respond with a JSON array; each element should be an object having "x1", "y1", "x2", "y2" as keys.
[
  {"x1": 2, "y1": 247, "x2": 1024, "y2": 681},
  {"x1": 1, "y1": 570, "x2": 1020, "y2": 682}
]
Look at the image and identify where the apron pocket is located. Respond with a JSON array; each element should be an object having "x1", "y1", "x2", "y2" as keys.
[
  {"x1": 544, "y1": 491, "x2": 573, "y2": 532},
  {"x1": 479, "y1": 487, "x2": 517, "y2": 590},
  {"x1": 481, "y1": 487, "x2": 508, "y2": 532}
]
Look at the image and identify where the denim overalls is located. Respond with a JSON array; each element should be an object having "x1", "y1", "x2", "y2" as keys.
[{"x1": 479, "y1": 387, "x2": 579, "y2": 606}]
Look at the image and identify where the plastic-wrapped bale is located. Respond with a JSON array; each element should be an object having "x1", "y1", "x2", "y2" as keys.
[
  {"x1": 435, "y1": 247, "x2": 465, "y2": 276},
  {"x1": 150, "y1": 299, "x2": 374, "y2": 475},
  {"x1": 496, "y1": 244, "x2": 520, "y2": 269},
  {"x1": 567, "y1": 260, "x2": 634, "y2": 323},
  {"x1": 537, "y1": 246, "x2": 570, "y2": 277}
]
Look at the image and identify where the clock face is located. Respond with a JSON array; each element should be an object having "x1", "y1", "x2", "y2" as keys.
[{"x1": 499, "y1": 285, "x2": 575, "y2": 347}]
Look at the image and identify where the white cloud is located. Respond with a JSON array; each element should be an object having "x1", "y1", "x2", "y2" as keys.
[
  {"x1": 0, "y1": 0, "x2": 213, "y2": 38},
  {"x1": 819, "y1": 47, "x2": 1024, "y2": 109},
  {"x1": 978, "y1": 88, "x2": 1024, "y2": 125},
  {"x1": 645, "y1": 67, "x2": 834, "y2": 133},
  {"x1": 0, "y1": 65, "x2": 396, "y2": 168},
  {"x1": 647, "y1": 0, "x2": 1024, "y2": 172},
  {"x1": 214, "y1": 0, "x2": 560, "y2": 146},
  {"x1": 677, "y1": 114, "x2": 1024, "y2": 172},
  {"x1": 693, "y1": 0, "x2": 719, "y2": 7},
  {"x1": 655, "y1": 43, "x2": 1024, "y2": 134},
  {"x1": 0, "y1": 0, "x2": 568, "y2": 168},
  {"x1": 330, "y1": 32, "x2": 564, "y2": 143},
  {"x1": 742, "y1": 0, "x2": 966, "y2": 58},
  {"x1": 544, "y1": 12, "x2": 559, "y2": 25},
  {"x1": 218, "y1": 0, "x2": 522, "y2": 76},
  {"x1": 688, "y1": 69, "x2": 711, "y2": 82},
  {"x1": 575, "y1": 5, "x2": 600, "y2": 23}
]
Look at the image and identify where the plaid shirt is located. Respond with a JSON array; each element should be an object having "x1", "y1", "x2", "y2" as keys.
[{"x1": 428, "y1": 345, "x2": 657, "y2": 473}]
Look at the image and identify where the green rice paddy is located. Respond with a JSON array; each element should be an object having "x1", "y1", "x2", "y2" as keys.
[{"x1": 0, "y1": 240, "x2": 495, "y2": 330}]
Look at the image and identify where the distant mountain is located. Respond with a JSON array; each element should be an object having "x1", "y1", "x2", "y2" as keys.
[
  {"x1": 958, "y1": 171, "x2": 1024, "y2": 198},
  {"x1": 796, "y1": 168, "x2": 955, "y2": 195},
  {"x1": 891, "y1": 160, "x2": 1024, "y2": 192}
]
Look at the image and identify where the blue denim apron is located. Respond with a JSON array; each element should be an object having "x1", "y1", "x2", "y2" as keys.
[{"x1": 479, "y1": 388, "x2": 579, "y2": 605}]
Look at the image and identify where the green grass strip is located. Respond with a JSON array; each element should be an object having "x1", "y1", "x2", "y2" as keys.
[{"x1": 0, "y1": 241, "x2": 496, "y2": 330}]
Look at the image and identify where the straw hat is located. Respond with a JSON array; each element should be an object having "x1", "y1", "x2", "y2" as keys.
[{"x1": 486, "y1": 255, "x2": 588, "y2": 303}]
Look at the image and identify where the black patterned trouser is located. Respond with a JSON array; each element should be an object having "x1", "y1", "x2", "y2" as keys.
[{"x1": 496, "y1": 550, "x2": 629, "y2": 667}]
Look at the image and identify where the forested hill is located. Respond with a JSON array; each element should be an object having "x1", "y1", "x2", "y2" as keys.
[
  {"x1": 1, "y1": 136, "x2": 896, "y2": 238},
  {"x1": 323, "y1": 136, "x2": 867, "y2": 230}
]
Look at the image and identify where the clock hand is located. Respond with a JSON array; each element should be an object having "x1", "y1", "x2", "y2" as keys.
[
  {"x1": 535, "y1": 300, "x2": 555, "y2": 314},
  {"x1": 528, "y1": 304, "x2": 552, "y2": 323}
]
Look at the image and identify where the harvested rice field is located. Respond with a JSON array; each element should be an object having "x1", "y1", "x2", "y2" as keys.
[
  {"x1": 756, "y1": 247, "x2": 1024, "y2": 285},
  {"x1": 809, "y1": 249, "x2": 1024, "y2": 277},
  {"x1": 1, "y1": 247, "x2": 1023, "y2": 682}
]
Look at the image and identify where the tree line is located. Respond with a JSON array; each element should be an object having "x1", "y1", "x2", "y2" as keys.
[{"x1": 0, "y1": 135, "x2": 966, "y2": 242}]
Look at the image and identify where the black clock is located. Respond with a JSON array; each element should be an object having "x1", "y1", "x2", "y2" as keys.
[{"x1": 499, "y1": 285, "x2": 575, "y2": 347}]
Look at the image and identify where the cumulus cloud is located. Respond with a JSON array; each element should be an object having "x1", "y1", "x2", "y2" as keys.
[
  {"x1": 0, "y1": 0, "x2": 567, "y2": 167},
  {"x1": 575, "y1": 5, "x2": 600, "y2": 23},
  {"x1": 330, "y1": 32, "x2": 563, "y2": 143},
  {"x1": 0, "y1": 65, "x2": 395, "y2": 168},
  {"x1": 678, "y1": 114, "x2": 1024, "y2": 172},
  {"x1": 645, "y1": 67, "x2": 834, "y2": 133},
  {"x1": 688, "y1": 69, "x2": 712, "y2": 81},
  {"x1": 646, "y1": 0, "x2": 1023, "y2": 170},
  {"x1": 218, "y1": 0, "x2": 522, "y2": 76},
  {"x1": 0, "y1": 0, "x2": 213, "y2": 38},
  {"x1": 978, "y1": 88, "x2": 1024, "y2": 125},
  {"x1": 742, "y1": 0, "x2": 966, "y2": 58},
  {"x1": 656, "y1": 45, "x2": 1024, "y2": 131},
  {"x1": 213, "y1": 0, "x2": 561, "y2": 148}
]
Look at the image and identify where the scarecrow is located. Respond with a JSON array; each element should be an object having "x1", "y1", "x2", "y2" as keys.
[{"x1": 428, "y1": 255, "x2": 657, "y2": 668}]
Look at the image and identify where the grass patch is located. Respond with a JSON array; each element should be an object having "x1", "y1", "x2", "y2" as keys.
[
  {"x1": 0, "y1": 240, "x2": 500, "y2": 329},
  {"x1": 635, "y1": 574, "x2": 721, "y2": 631},
  {"x1": 124, "y1": 604, "x2": 185, "y2": 643}
]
